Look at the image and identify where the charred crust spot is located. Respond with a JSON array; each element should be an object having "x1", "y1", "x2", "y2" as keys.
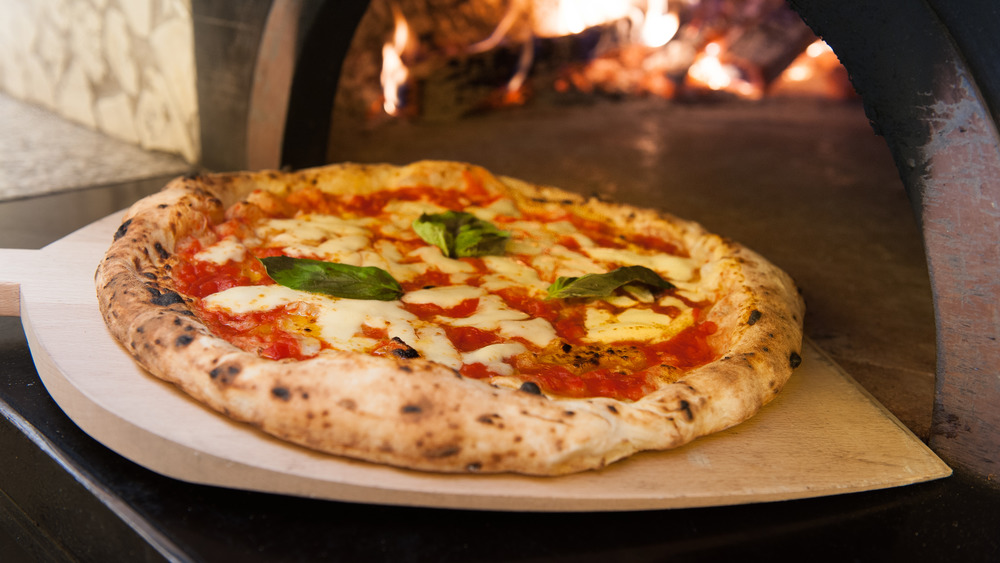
[
  {"x1": 151, "y1": 290, "x2": 184, "y2": 306},
  {"x1": 747, "y1": 309, "x2": 762, "y2": 325},
  {"x1": 209, "y1": 363, "x2": 241, "y2": 383},
  {"x1": 271, "y1": 386, "x2": 291, "y2": 401},
  {"x1": 113, "y1": 219, "x2": 133, "y2": 241},
  {"x1": 391, "y1": 347, "x2": 420, "y2": 359},
  {"x1": 338, "y1": 399, "x2": 356, "y2": 410},
  {"x1": 762, "y1": 346, "x2": 770, "y2": 352},
  {"x1": 175, "y1": 334, "x2": 193, "y2": 347},
  {"x1": 389, "y1": 337, "x2": 420, "y2": 359},
  {"x1": 790, "y1": 351, "x2": 803, "y2": 369},
  {"x1": 401, "y1": 404, "x2": 422, "y2": 414},
  {"x1": 477, "y1": 413, "x2": 500, "y2": 424},
  {"x1": 607, "y1": 404, "x2": 619, "y2": 415},
  {"x1": 561, "y1": 342, "x2": 572, "y2": 353},
  {"x1": 563, "y1": 410, "x2": 576, "y2": 417},
  {"x1": 398, "y1": 365, "x2": 413, "y2": 373},
  {"x1": 679, "y1": 399, "x2": 694, "y2": 421},
  {"x1": 425, "y1": 446, "x2": 461, "y2": 459},
  {"x1": 466, "y1": 462, "x2": 482, "y2": 472},
  {"x1": 153, "y1": 242, "x2": 170, "y2": 261},
  {"x1": 518, "y1": 381, "x2": 542, "y2": 395},
  {"x1": 143, "y1": 272, "x2": 157, "y2": 280}
]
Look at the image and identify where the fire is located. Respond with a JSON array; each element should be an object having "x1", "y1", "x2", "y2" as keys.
[
  {"x1": 639, "y1": 0, "x2": 679, "y2": 48},
  {"x1": 534, "y1": 0, "x2": 633, "y2": 37},
  {"x1": 373, "y1": 0, "x2": 843, "y2": 117},
  {"x1": 770, "y1": 40, "x2": 854, "y2": 100},
  {"x1": 380, "y1": 4, "x2": 411, "y2": 115},
  {"x1": 783, "y1": 40, "x2": 834, "y2": 82},
  {"x1": 685, "y1": 42, "x2": 760, "y2": 99}
]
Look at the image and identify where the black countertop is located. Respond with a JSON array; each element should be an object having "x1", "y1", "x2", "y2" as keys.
[{"x1": 1, "y1": 176, "x2": 999, "y2": 563}]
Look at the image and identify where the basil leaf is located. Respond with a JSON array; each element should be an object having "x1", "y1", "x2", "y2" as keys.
[
  {"x1": 413, "y1": 211, "x2": 510, "y2": 258},
  {"x1": 260, "y1": 256, "x2": 403, "y2": 301},
  {"x1": 546, "y1": 265, "x2": 674, "y2": 300}
]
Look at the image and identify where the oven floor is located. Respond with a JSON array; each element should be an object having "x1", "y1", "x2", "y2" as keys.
[{"x1": 329, "y1": 97, "x2": 936, "y2": 439}]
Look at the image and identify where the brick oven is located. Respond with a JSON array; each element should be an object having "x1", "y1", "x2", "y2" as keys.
[{"x1": 189, "y1": 0, "x2": 999, "y2": 482}]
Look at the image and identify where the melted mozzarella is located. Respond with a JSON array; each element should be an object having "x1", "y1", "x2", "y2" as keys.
[
  {"x1": 582, "y1": 246, "x2": 697, "y2": 282},
  {"x1": 202, "y1": 285, "x2": 306, "y2": 313},
  {"x1": 583, "y1": 306, "x2": 695, "y2": 344},
  {"x1": 413, "y1": 326, "x2": 463, "y2": 369},
  {"x1": 499, "y1": 318, "x2": 557, "y2": 347},
  {"x1": 462, "y1": 343, "x2": 527, "y2": 376},
  {"x1": 472, "y1": 198, "x2": 520, "y2": 221},
  {"x1": 195, "y1": 237, "x2": 247, "y2": 265},
  {"x1": 407, "y1": 246, "x2": 477, "y2": 275},
  {"x1": 259, "y1": 215, "x2": 371, "y2": 244},
  {"x1": 402, "y1": 285, "x2": 486, "y2": 308},
  {"x1": 478, "y1": 256, "x2": 548, "y2": 293},
  {"x1": 447, "y1": 295, "x2": 529, "y2": 329},
  {"x1": 202, "y1": 285, "x2": 419, "y2": 353},
  {"x1": 531, "y1": 245, "x2": 604, "y2": 280}
]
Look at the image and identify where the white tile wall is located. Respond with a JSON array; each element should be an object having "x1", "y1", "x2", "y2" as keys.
[{"x1": 0, "y1": 0, "x2": 200, "y2": 163}]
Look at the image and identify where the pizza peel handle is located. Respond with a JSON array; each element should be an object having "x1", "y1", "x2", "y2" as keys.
[
  {"x1": 0, "y1": 248, "x2": 48, "y2": 317},
  {"x1": 0, "y1": 211, "x2": 124, "y2": 320}
]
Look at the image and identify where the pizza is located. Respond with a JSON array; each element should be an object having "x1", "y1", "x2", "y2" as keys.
[{"x1": 95, "y1": 160, "x2": 804, "y2": 475}]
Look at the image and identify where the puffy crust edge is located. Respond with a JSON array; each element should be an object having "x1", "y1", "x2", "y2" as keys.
[{"x1": 95, "y1": 161, "x2": 804, "y2": 475}]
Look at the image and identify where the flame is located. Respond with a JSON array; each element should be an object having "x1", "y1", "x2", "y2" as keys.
[
  {"x1": 687, "y1": 42, "x2": 730, "y2": 90},
  {"x1": 782, "y1": 40, "x2": 833, "y2": 82},
  {"x1": 639, "y1": 0, "x2": 679, "y2": 48},
  {"x1": 381, "y1": 5, "x2": 410, "y2": 115},
  {"x1": 534, "y1": 0, "x2": 633, "y2": 37},
  {"x1": 686, "y1": 41, "x2": 759, "y2": 98}
]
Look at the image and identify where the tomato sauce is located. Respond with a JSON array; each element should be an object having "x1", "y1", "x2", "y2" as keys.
[
  {"x1": 646, "y1": 321, "x2": 718, "y2": 368},
  {"x1": 444, "y1": 326, "x2": 503, "y2": 353},
  {"x1": 525, "y1": 366, "x2": 652, "y2": 402},
  {"x1": 405, "y1": 298, "x2": 479, "y2": 320},
  {"x1": 197, "y1": 306, "x2": 311, "y2": 361},
  {"x1": 171, "y1": 241, "x2": 271, "y2": 299},
  {"x1": 495, "y1": 287, "x2": 558, "y2": 322}
]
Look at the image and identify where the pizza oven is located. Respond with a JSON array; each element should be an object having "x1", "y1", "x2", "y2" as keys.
[{"x1": 188, "y1": 0, "x2": 1000, "y2": 482}]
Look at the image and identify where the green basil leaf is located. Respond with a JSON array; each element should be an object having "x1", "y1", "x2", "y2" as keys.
[
  {"x1": 412, "y1": 211, "x2": 510, "y2": 258},
  {"x1": 546, "y1": 265, "x2": 675, "y2": 300},
  {"x1": 260, "y1": 256, "x2": 403, "y2": 301}
]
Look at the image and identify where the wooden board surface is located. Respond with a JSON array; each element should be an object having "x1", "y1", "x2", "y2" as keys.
[{"x1": 0, "y1": 212, "x2": 951, "y2": 511}]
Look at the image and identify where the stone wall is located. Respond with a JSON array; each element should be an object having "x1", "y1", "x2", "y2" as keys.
[{"x1": 0, "y1": 0, "x2": 199, "y2": 163}]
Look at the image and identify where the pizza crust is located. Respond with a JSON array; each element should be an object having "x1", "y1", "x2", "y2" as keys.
[{"x1": 95, "y1": 161, "x2": 804, "y2": 475}]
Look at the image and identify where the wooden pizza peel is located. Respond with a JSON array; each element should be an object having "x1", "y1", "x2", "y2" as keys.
[{"x1": 0, "y1": 211, "x2": 951, "y2": 511}]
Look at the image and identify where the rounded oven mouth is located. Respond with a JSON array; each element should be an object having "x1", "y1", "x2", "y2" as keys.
[{"x1": 192, "y1": 0, "x2": 1000, "y2": 482}]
